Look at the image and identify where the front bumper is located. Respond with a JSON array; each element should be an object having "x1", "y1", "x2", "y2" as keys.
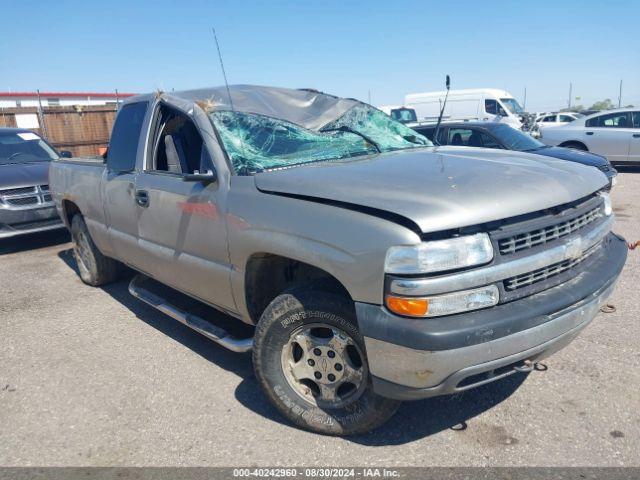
[
  {"x1": 356, "y1": 232, "x2": 627, "y2": 400},
  {"x1": 0, "y1": 205, "x2": 65, "y2": 239}
]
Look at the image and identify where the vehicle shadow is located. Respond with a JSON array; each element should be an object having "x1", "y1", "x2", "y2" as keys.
[
  {"x1": 56, "y1": 248, "x2": 254, "y2": 380},
  {"x1": 57, "y1": 247, "x2": 529, "y2": 445},
  {"x1": 615, "y1": 165, "x2": 640, "y2": 174},
  {"x1": 0, "y1": 229, "x2": 69, "y2": 255},
  {"x1": 234, "y1": 370, "x2": 528, "y2": 445}
]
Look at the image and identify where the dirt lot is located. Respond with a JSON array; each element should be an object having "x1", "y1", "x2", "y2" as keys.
[{"x1": 1, "y1": 170, "x2": 639, "y2": 467}]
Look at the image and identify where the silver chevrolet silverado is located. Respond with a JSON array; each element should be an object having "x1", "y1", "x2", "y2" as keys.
[{"x1": 49, "y1": 85, "x2": 627, "y2": 435}]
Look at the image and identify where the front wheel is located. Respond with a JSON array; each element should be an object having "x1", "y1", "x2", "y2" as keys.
[{"x1": 252, "y1": 286, "x2": 400, "y2": 435}]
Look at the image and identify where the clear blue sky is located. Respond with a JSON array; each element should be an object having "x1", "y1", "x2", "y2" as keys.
[{"x1": 1, "y1": 0, "x2": 638, "y2": 112}]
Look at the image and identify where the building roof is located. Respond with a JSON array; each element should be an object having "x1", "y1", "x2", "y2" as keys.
[{"x1": 0, "y1": 92, "x2": 136, "y2": 98}]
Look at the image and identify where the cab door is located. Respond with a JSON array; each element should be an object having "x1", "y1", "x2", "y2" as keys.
[
  {"x1": 134, "y1": 103, "x2": 236, "y2": 312},
  {"x1": 101, "y1": 101, "x2": 149, "y2": 266},
  {"x1": 627, "y1": 111, "x2": 640, "y2": 163},
  {"x1": 583, "y1": 111, "x2": 632, "y2": 163}
]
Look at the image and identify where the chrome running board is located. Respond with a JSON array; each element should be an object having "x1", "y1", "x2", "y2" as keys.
[{"x1": 128, "y1": 274, "x2": 253, "y2": 353}]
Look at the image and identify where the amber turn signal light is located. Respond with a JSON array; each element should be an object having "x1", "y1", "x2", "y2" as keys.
[{"x1": 386, "y1": 295, "x2": 429, "y2": 317}]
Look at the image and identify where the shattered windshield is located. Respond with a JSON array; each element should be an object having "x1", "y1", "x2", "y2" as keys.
[
  {"x1": 210, "y1": 111, "x2": 378, "y2": 174},
  {"x1": 322, "y1": 105, "x2": 431, "y2": 151},
  {"x1": 209, "y1": 104, "x2": 431, "y2": 174}
]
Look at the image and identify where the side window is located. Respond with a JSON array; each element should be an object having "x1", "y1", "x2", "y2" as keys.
[
  {"x1": 150, "y1": 105, "x2": 213, "y2": 175},
  {"x1": 633, "y1": 112, "x2": 640, "y2": 128},
  {"x1": 107, "y1": 102, "x2": 148, "y2": 173},
  {"x1": 479, "y1": 132, "x2": 501, "y2": 148},
  {"x1": 485, "y1": 99, "x2": 498, "y2": 115},
  {"x1": 586, "y1": 112, "x2": 629, "y2": 128},
  {"x1": 448, "y1": 128, "x2": 473, "y2": 146},
  {"x1": 542, "y1": 115, "x2": 556, "y2": 122},
  {"x1": 559, "y1": 115, "x2": 575, "y2": 122},
  {"x1": 414, "y1": 127, "x2": 435, "y2": 141}
]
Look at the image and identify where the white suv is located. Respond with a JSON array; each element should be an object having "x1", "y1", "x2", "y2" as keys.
[{"x1": 540, "y1": 108, "x2": 640, "y2": 165}]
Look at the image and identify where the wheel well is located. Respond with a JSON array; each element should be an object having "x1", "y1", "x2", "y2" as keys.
[
  {"x1": 61, "y1": 199, "x2": 81, "y2": 226},
  {"x1": 559, "y1": 141, "x2": 588, "y2": 151},
  {"x1": 245, "y1": 254, "x2": 352, "y2": 323}
]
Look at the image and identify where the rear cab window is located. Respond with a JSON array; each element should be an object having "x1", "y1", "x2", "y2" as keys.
[{"x1": 107, "y1": 102, "x2": 148, "y2": 172}]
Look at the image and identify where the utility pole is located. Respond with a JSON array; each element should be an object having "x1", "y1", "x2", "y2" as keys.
[
  {"x1": 568, "y1": 82, "x2": 572, "y2": 110},
  {"x1": 367, "y1": 90, "x2": 371, "y2": 105},
  {"x1": 523, "y1": 87, "x2": 527, "y2": 111},
  {"x1": 618, "y1": 80, "x2": 622, "y2": 108}
]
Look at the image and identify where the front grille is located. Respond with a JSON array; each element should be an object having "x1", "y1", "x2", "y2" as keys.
[
  {"x1": 0, "y1": 186, "x2": 36, "y2": 196},
  {"x1": 0, "y1": 184, "x2": 53, "y2": 209},
  {"x1": 498, "y1": 206, "x2": 602, "y2": 255},
  {"x1": 7, "y1": 197, "x2": 39, "y2": 206},
  {"x1": 505, "y1": 244, "x2": 599, "y2": 291}
]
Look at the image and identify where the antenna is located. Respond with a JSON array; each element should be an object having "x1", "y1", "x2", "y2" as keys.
[
  {"x1": 211, "y1": 27, "x2": 235, "y2": 111},
  {"x1": 432, "y1": 74, "x2": 451, "y2": 146}
]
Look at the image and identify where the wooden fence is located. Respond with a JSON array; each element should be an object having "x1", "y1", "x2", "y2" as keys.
[{"x1": 0, "y1": 105, "x2": 117, "y2": 157}]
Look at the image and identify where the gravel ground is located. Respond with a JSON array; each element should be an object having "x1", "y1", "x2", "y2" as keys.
[{"x1": 1, "y1": 169, "x2": 639, "y2": 467}]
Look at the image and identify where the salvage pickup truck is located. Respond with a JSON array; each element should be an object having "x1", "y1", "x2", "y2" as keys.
[{"x1": 50, "y1": 85, "x2": 627, "y2": 435}]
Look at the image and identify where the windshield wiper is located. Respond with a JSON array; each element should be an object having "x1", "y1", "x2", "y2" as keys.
[{"x1": 322, "y1": 126, "x2": 382, "y2": 153}]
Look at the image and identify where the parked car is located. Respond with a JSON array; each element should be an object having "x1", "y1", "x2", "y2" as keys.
[
  {"x1": 536, "y1": 112, "x2": 582, "y2": 127},
  {"x1": 404, "y1": 88, "x2": 528, "y2": 129},
  {"x1": 540, "y1": 108, "x2": 640, "y2": 165},
  {"x1": 50, "y1": 85, "x2": 626, "y2": 435},
  {"x1": 0, "y1": 128, "x2": 71, "y2": 239},
  {"x1": 413, "y1": 122, "x2": 617, "y2": 188}
]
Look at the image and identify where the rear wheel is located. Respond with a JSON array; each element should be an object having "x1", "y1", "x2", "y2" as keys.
[
  {"x1": 560, "y1": 141, "x2": 588, "y2": 151},
  {"x1": 70, "y1": 215, "x2": 121, "y2": 286},
  {"x1": 253, "y1": 286, "x2": 401, "y2": 435}
]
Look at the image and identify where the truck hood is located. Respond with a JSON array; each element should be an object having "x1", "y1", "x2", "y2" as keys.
[
  {"x1": 0, "y1": 161, "x2": 50, "y2": 189},
  {"x1": 254, "y1": 146, "x2": 608, "y2": 234}
]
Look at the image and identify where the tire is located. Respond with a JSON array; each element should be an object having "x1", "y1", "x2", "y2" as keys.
[
  {"x1": 70, "y1": 214, "x2": 120, "y2": 286},
  {"x1": 561, "y1": 141, "x2": 588, "y2": 151},
  {"x1": 252, "y1": 286, "x2": 401, "y2": 436}
]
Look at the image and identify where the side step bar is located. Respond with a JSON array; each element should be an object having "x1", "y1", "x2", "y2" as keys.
[{"x1": 128, "y1": 274, "x2": 253, "y2": 353}]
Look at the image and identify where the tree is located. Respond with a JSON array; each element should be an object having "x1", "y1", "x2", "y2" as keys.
[
  {"x1": 561, "y1": 105, "x2": 584, "y2": 112},
  {"x1": 588, "y1": 99, "x2": 615, "y2": 111}
]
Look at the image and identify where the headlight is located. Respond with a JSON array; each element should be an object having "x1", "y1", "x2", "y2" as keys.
[
  {"x1": 599, "y1": 192, "x2": 612, "y2": 216},
  {"x1": 385, "y1": 233, "x2": 494, "y2": 274},
  {"x1": 386, "y1": 285, "x2": 499, "y2": 318}
]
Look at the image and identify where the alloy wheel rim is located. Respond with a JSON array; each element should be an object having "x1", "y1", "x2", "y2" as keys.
[{"x1": 280, "y1": 323, "x2": 367, "y2": 409}]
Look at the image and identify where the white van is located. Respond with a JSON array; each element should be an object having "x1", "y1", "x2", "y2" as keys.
[{"x1": 404, "y1": 88, "x2": 525, "y2": 129}]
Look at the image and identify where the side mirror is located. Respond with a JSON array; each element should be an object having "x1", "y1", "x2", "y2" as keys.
[
  {"x1": 59, "y1": 150, "x2": 73, "y2": 158},
  {"x1": 498, "y1": 107, "x2": 508, "y2": 117},
  {"x1": 183, "y1": 170, "x2": 217, "y2": 184}
]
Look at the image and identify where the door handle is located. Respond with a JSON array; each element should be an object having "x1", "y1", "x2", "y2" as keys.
[
  {"x1": 633, "y1": 133, "x2": 640, "y2": 138},
  {"x1": 135, "y1": 190, "x2": 149, "y2": 207},
  {"x1": 585, "y1": 131, "x2": 594, "y2": 135}
]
